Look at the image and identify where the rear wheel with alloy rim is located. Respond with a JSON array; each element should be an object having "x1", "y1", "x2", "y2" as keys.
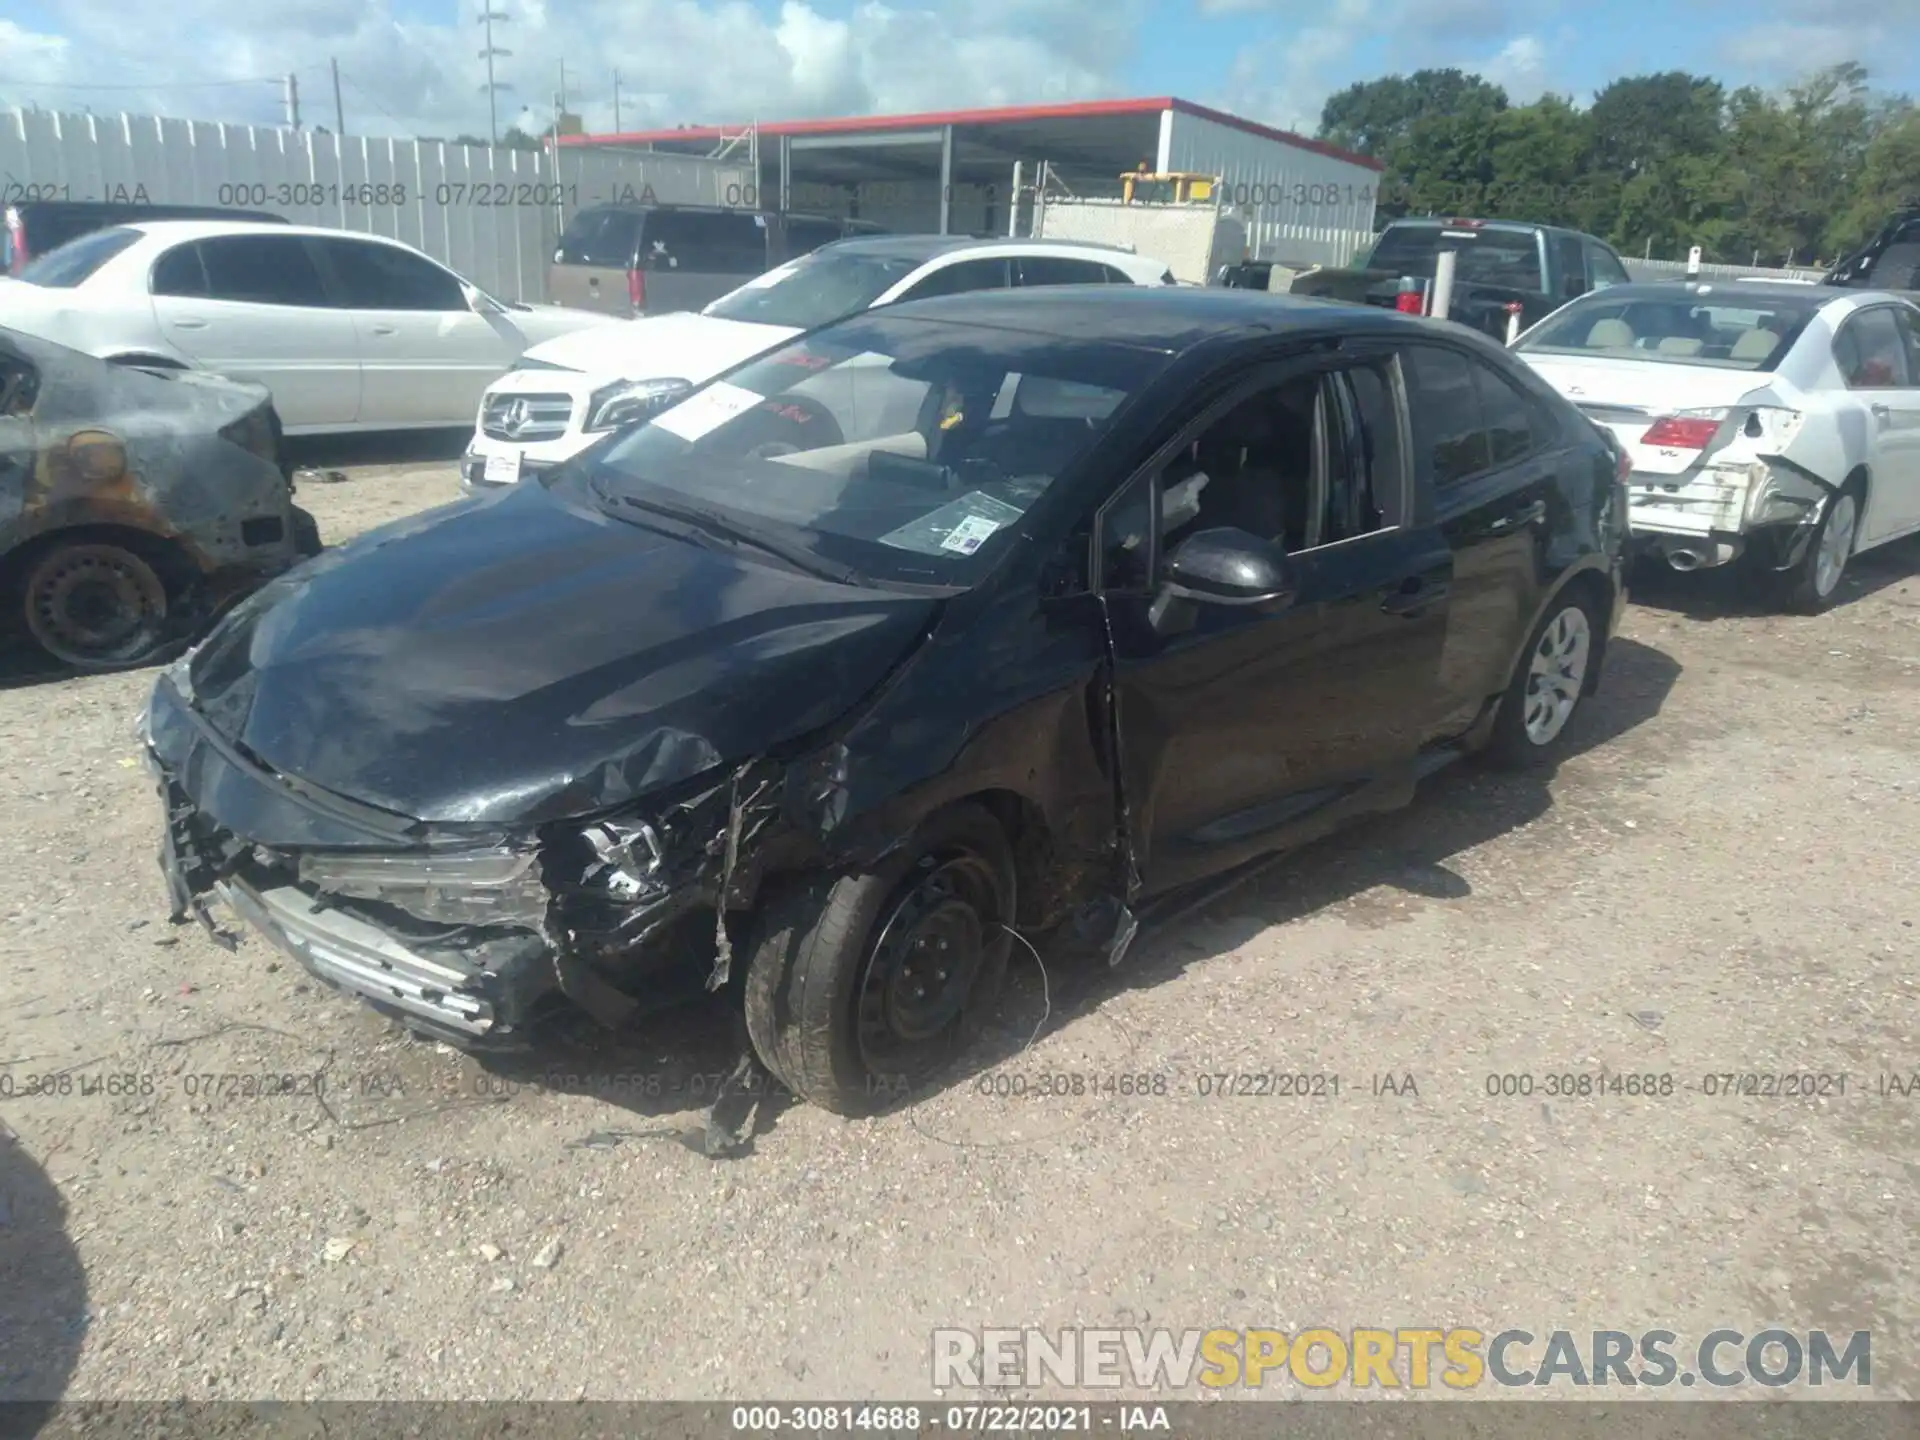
[
  {"x1": 1772, "y1": 483, "x2": 1859, "y2": 614},
  {"x1": 1484, "y1": 590, "x2": 1599, "y2": 770},
  {"x1": 20, "y1": 539, "x2": 175, "y2": 671},
  {"x1": 743, "y1": 802, "x2": 1015, "y2": 1115}
]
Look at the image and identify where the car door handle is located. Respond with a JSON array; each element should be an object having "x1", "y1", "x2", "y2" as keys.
[
  {"x1": 1381, "y1": 579, "x2": 1451, "y2": 616},
  {"x1": 370, "y1": 324, "x2": 397, "y2": 336},
  {"x1": 1487, "y1": 499, "x2": 1546, "y2": 534},
  {"x1": 1870, "y1": 403, "x2": 1892, "y2": 419},
  {"x1": 170, "y1": 318, "x2": 207, "y2": 330}
]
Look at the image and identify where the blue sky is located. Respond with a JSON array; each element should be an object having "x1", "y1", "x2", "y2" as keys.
[{"x1": 1, "y1": 0, "x2": 1914, "y2": 141}]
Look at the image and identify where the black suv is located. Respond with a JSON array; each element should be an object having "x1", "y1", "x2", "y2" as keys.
[
  {"x1": 3, "y1": 200, "x2": 286, "y2": 276},
  {"x1": 548, "y1": 205, "x2": 887, "y2": 316},
  {"x1": 1824, "y1": 209, "x2": 1920, "y2": 292}
]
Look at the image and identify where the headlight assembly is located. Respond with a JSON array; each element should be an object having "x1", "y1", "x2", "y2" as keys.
[
  {"x1": 298, "y1": 847, "x2": 550, "y2": 928},
  {"x1": 585, "y1": 378, "x2": 692, "y2": 433}
]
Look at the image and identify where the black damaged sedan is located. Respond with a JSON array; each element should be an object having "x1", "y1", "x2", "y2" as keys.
[{"x1": 143, "y1": 287, "x2": 1629, "y2": 1115}]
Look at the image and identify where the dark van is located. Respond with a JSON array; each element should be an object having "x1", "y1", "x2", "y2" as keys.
[
  {"x1": 548, "y1": 205, "x2": 887, "y2": 316},
  {"x1": 4, "y1": 200, "x2": 288, "y2": 275}
]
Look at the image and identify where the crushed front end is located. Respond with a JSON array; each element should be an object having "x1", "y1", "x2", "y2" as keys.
[{"x1": 143, "y1": 662, "x2": 798, "y2": 1049}]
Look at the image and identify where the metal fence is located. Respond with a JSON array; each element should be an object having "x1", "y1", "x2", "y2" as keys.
[
  {"x1": 0, "y1": 108, "x2": 753, "y2": 303},
  {"x1": 1623, "y1": 257, "x2": 1829, "y2": 283}
]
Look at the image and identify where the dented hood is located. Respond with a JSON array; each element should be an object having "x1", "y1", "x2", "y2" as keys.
[{"x1": 178, "y1": 481, "x2": 937, "y2": 826}]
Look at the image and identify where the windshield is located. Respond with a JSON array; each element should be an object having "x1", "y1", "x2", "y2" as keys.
[
  {"x1": 18, "y1": 226, "x2": 141, "y2": 287},
  {"x1": 589, "y1": 312, "x2": 1170, "y2": 587},
  {"x1": 1517, "y1": 291, "x2": 1820, "y2": 370},
  {"x1": 702, "y1": 250, "x2": 925, "y2": 329},
  {"x1": 1364, "y1": 225, "x2": 1543, "y2": 289}
]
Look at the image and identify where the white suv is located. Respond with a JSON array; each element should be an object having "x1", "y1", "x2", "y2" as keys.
[{"x1": 461, "y1": 236, "x2": 1176, "y2": 491}]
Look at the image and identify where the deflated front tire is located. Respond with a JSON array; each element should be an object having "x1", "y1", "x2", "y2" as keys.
[{"x1": 742, "y1": 802, "x2": 1015, "y2": 1115}]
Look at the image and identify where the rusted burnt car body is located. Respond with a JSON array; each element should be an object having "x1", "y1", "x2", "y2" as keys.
[
  {"x1": 144, "y1": 288, "x2": 1628, "y2": 1117},
  {"x1": 0, "y1": 324, "x2": 317, "y2": 670}
]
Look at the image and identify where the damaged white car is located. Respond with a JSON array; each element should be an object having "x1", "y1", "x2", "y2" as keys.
[{"x1": 1515, "y1": 280, "x2": 1920, "y2": 611}]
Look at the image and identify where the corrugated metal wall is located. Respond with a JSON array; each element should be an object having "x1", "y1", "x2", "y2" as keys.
[
  {"x1": 0, "y1": 110, "x2": 752, "y2": 302},
  {"x1": 1162, "y1": 111, "x2": 1378, "y2": 268}
]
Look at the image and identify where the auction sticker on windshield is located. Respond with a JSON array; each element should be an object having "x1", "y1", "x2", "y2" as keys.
[
  {"x1": 941, "y1": 515, "x2": 1003, "y2": 555},
  {"x1": 738, "y1": 263, "x2": 800, "y2": 290},
  {"x1": 881, "y1": 491, "x2": 1024, "y2": 558},
  {"x1": 652, "y1": 382, "x2": 764, "y2": 441}
]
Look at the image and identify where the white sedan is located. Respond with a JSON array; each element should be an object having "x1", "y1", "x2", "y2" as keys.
[
  {"x1": 0, "y1": 221, "x2": 616, "y2": 434},
  {"x1": 1514, "y1": 280, "x2": 1920, "y2": 611},
  {"x1": 461, "y1": 235, "x2": 1176, "y2": 491}
]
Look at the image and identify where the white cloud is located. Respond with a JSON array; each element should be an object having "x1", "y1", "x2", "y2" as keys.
[
  {"x1": 1216, "y1": 0, "x2": 1376, "y2": 133},
  {"x1": 1723, "y1": 22, "x2": 1883, "y2": 83},
  {"x1": 1474, "y1": 34, "x2": 1549, "y2": 103},
  {"x1": 0, "y1": 0, "x2": 1139, "y2": 139}
]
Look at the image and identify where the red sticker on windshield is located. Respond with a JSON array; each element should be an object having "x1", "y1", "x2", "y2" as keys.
[
  {"x1": 771, "y1": 351, "x2": 834, "y2": 369},
  {"x1": 761, "y1": 402, "x2": 815, "y2": 424}
]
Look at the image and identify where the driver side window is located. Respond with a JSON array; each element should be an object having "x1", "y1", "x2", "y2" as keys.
[
  {"x1": 1156, "y1": 374, "x2": 1324, "y2": 557},
  {"x1": 1097, "y1": 366, "x2": 1400, "y2": 591}
]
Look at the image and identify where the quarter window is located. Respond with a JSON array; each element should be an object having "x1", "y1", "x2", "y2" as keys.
[{"x1": 151, "y1": 242, "x2": 210, "y2": 297}]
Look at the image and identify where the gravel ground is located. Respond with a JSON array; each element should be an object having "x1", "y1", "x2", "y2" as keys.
[{"x1": 2, "y1": 438, "x2": 1917, "y2": 1405}]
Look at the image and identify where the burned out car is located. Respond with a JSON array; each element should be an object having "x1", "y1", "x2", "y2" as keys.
[
  {"x1": 0, "y1": 324, "x2": 319, "y2": 670},
  {"x1": 144, "y1": 287, "x2": 1628, "y2": 1116}
]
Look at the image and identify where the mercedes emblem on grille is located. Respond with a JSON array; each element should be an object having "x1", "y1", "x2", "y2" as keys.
[{"x1": 502, "y1": 398, "x2": 534, "y2": 436}]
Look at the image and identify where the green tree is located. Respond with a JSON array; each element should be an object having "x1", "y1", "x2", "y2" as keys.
[{"x1": 1319, "y1": 69, "x2": 1508, "y2": 216}]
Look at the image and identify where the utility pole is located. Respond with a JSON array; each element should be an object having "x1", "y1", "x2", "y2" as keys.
[
  {"x1": 330, "y1": 57, "x2": 345, "y2": 135},
  {"x1": 478, "y1": 6, "x2": 512, "y2": 144},
  {"x1": 612, "y1": 69, "x2": 620, "y2": 132},
  {"x1": 558, "y1": 60, "x2": 568, "y2": 121},
  {"x1": 284, "y1": 73, "x2": 300, "y2": 128}
]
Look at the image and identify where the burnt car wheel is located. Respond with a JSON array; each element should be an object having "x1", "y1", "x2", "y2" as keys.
[
  {"x1": 20, "y1": 540, "x2": 174, "y2": 672},
  {"x1": 1483, "y1": 588, "x2": 1600, "y2": 770},
  {"x1": 743, "y1": 802, "x2": 1015, "y2": 1115}
]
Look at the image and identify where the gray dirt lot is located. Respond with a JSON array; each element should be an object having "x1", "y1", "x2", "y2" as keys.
[{"x1": 1, "y1": 444, "x2": 1917, "y2": 1405}]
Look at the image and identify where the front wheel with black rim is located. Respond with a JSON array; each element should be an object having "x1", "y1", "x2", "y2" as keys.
[
  {"x1": 1769, "y1": 484, "x2": 1860, "y2": 615},
  {"x1": 19, "y1": 539, "x2": 176, "y2": 672},
  {"x1": 1482, "y1": 590, "x2": 1599, "y2": 770},
  {"x1": 742, "y1": 802, "x2": 1015, "y2": 1115}
]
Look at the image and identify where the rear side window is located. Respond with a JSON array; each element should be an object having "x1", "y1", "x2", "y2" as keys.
[
  {"x1": 1835, "y1": 308, "x2": 1914, "y2": 388},
  {"x1": 197, "y1": 234, "x2": 329, "y2": 307},
  {"x1": 1100, "y1": 264, "x2": 1138, "y2": 284},
  {"x1": 1017, "y1": 256, "x2": 1113, "y2": 286},
  {"x1": 1473, "y1": 364, "x2": 1558, "y2": 465},
  {"x1": 640, "y1": 210, "x2": 769, "y2": 274},
  {"x1": 1403, "y1": 345, "x2": 1493, "y2": 485},
  {"x1": 556, "y1": 209, "x2": 641, "y2": 267},
  {"x1": 316, "y1": 237, "x2": 466, "y2": 311},
  {"x1": 898, "y1": 257, "x2": 1013, "y2": 301},
  {"x1": 1587, "y1": 242, "x2": 1630, "y2": 286},
  {"x1": 17, "y1": 226, "x2": 141, "y2": 287},
  {"x1": 151, "y1": 242, "x2": 210, "y2": 297},
  {"x1": 1549, "y1": 233, "x2": 1586, "y2": 296}
]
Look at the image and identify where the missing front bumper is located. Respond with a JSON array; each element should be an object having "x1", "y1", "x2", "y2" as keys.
[{"x1": 218, "y1": 877, "x2": 510, "y2": 1037}]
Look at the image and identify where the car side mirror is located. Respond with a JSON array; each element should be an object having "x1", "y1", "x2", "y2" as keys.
[{"x1": 1160, "y1": 527, "x2": 1296, "y2": 607}]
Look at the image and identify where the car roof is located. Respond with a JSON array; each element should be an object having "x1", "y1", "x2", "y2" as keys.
[
  {"x1": 116, "y1": 219, "x2": 415, "y2": 244},
  {"x1": 1568, "y1": 278, "x2": 1867, "y2": 307},
  {"x1": 819, "y1": 234, "x2": 1144, "y2": 263},
  {"x1": 1385, "y1": 216, "x2": 1606, "y2": 242},
  {"x1": 870, "y1": 284, "x2": 1438, "y2": 352}
]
